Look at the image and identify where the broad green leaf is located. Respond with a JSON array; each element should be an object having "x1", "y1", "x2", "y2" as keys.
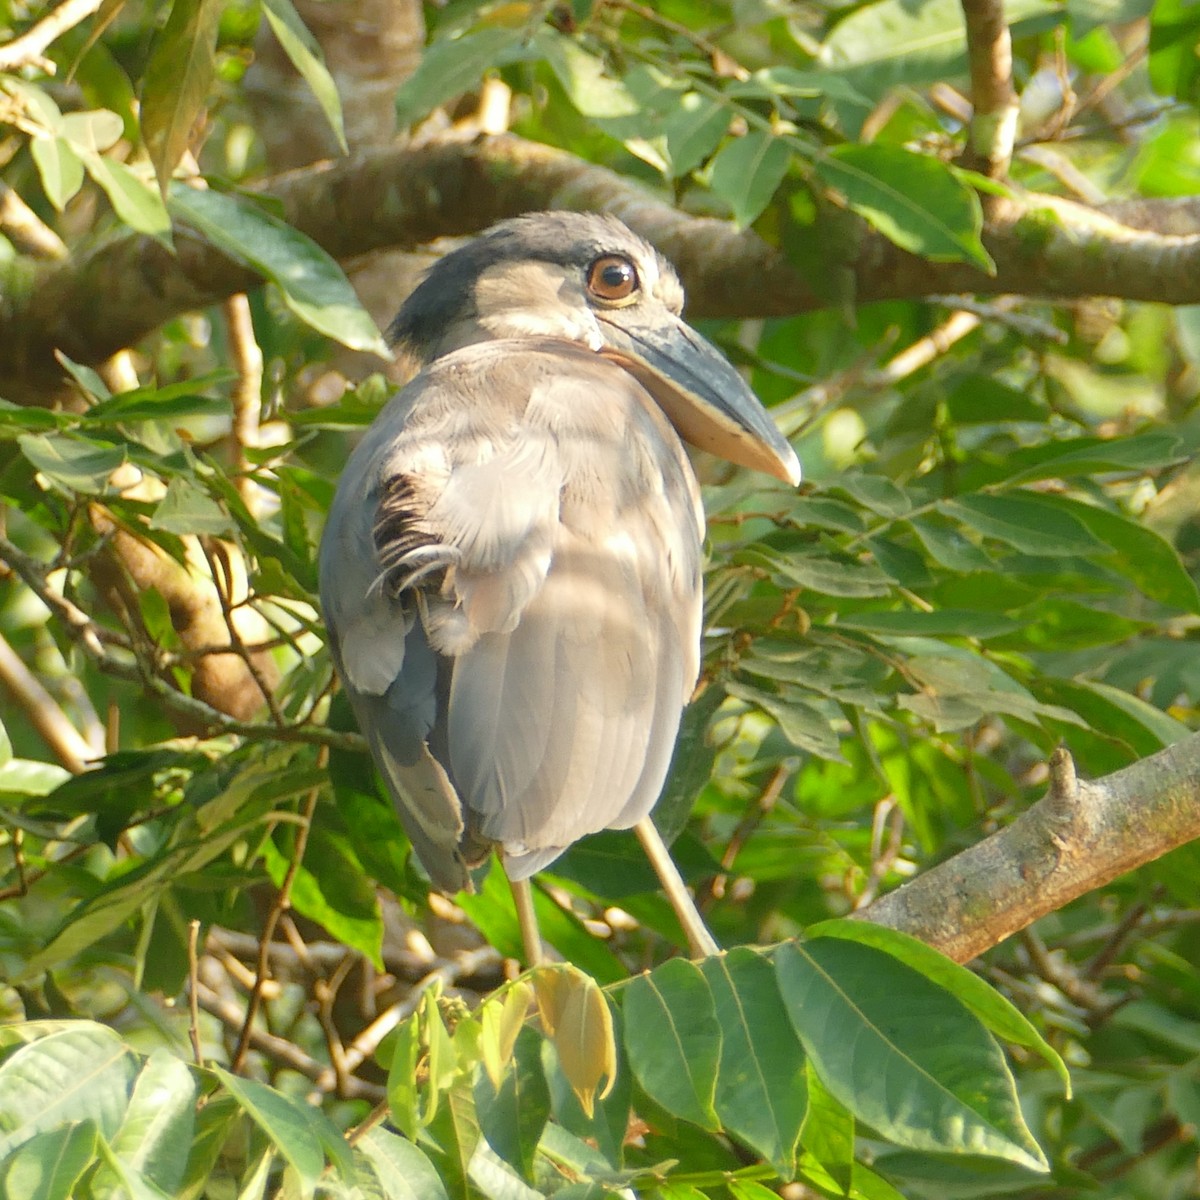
[
  {"x1": 81, "y1": 153, "x2": 173, "y2": 246},
  {"x1": 139, "y1": 0, "x2": 223, "y2": 194},
  {"x1": 60, "y1": 109, "x2": 124, "y2": 153},
  {"x1": 148, "y1": 476, "x2": 233, "y2": 536},
  {"x1": 474, "y1": 1026, "x2": 550, "y2": 1181},
  {"x1": 91, "y1": 1049, "x2": 196, "y2": 1200},
  {"x1": 30, "y1": 136, "x2": 85, "y2": 210},
  {"x1": 824, "y1": 0, "x2": 1060, "y2": 99},
  {"x1": 537, "y1": 31, "x2": 640, "y2": 118},
  {"x1": 0, "y1": 1023, "x2": 137, "y2": 1158},
  {"x1": 623, "y1": 959, "x2": 720, "y2": 1131},
  {"x1": 357, "y1": 1126, "x2": 450, "y2": 1200},
  {"x1": 211, "y1": 1067, "x2": 325, "y2": 1194},
  {"x1": 941, "y1": 493, "x2": 1108, "y2": 557},
  {"x1": 393, "y1": 27, "x2": 529, "y2": 127},
  {"x1": 799, "y1": 1066, "x2": 854, "y2": 1194},
  {"x1": 18, "y1": 433, "x2": 125, "y2": 492},
  {"x1": 805, "y1": 921, "x2": 1071, "y2": 1094},
  {"x1": 776, "y1": 941, "x2": 1048, "y2": 1170},
  {"x1": 1149, "y1": 0, "x2": 1200, "y2": 100},
  {"x1": 746, "y1": 547, "x2": 893, "y2": 598},
  {"x1": 423, "y1": 1076, "x2": 480, "y2": 1200},
  {"x1": 168, "y1": 185, "x2": 389, "y2": 354},
  {"x1": 262, "y1": 0, "x2": 347, "y2": 153},
  {"x1": 725, "y1": 681, "x2": 844, "y2": 761},
  {"x1": 1035, "y1": 677, "x2": 1193, "y2": 754},
  {"x1": 708, "y1": 132, "x2": 791, "y2": 229},
  {"x1": 833, "y1": 474, "x2": 913, "y2": 518},
  {"x1": 1000, "y1": 431, "x2": 1184, "y2": 484},
  {"x1": 0, "y1": 1121, "x2": 97, "y2": 1200},
  {"x1": 661, "y1": 94, "x2": 729, "y2": 177},
  {"x1": 386, "y1": 1014, "x2": 422, "y2": 1140},
  {"x1": 93, "y1": 1136, "x2": 174, "y2": 1200},
  {"x1": 836, "y1": 609, "x2": 1019, "y2": 638},
  {"x1": 652, "y1": 680, "x2": 726, "y2": 844},
  {"x1": 1033, "y1": 493, "x2": 1200, "y2": 613},
  {"x1": 700, "y1": 949, "x2": 808, "y2": 1176},
  {"x1": 908, "y1": 518, "x2": 995, "y2": 571},
  {"x1": 467, "y1": 1139, "x2": 543, "y2": 1200},
  {"x1": 814, "y1": 145, "x2": 991, "y2": 269}
]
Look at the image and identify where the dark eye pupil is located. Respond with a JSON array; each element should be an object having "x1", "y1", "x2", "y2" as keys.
[{"x1": 602, "y1": 263, "x2": 630, "y2": 288}]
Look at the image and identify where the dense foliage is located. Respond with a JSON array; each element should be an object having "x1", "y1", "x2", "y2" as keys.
[{"x1": 1, "y1": 0, "x2": 1199, "y2": 1197}]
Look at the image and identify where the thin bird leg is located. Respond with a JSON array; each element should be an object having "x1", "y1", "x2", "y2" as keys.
[
  {"x1": 635, "y1": 817, "x2": 719, "y2": 958},
  {"x1": 507, "y1": 871, "x2": 544, "y2": 967}
]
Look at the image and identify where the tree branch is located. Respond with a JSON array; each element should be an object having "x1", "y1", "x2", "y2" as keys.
[
  {"x1": 3, "y1": 135, "x2": 1200, "y2": 398},
  {"x1": 859, "y1": 739, "x2": 1200, "y2": 963},
  {"x1": 960, "y1": 0, "x2": 1018, "y2": 175},
  {"x1": 0, "y1": 0, "x2": 102, "y2": 72}
]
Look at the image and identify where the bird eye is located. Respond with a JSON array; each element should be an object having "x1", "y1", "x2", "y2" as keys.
[{"x1": 586, "y1": 255, "x2": 638, "y2": 302}]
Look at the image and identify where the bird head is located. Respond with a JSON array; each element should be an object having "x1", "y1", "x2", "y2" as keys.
[{"x1": 389, "y1": 212, "x2": 801, "y2": 486}]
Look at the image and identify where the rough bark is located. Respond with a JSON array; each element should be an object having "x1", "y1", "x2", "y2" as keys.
[
  {"x1": 859, "y1": 741, "x2": 1200, "y2": 962},
  {"x1": 3, "y1": 136, "x2": 1200, "y2": 401}
]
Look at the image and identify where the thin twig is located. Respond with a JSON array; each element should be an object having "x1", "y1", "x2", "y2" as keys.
[
  {"x1": 200, "y1": 539, "x2": 286, "y2": 726},
  {"x1": 223, "y1": 295, "x2": 265, "y2": 515},
  {"x1": 188, "y1": 920, "x2": 204, "y2": 1066},
  {"x1": 230, "y1": 754, "x2": 326, "y2": 1074},
  {"x1": 0, "y1": 0, "x2": 102, "y2": 71}
]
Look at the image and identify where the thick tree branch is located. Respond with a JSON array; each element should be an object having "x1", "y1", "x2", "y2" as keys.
[
  {"x1": 859, "y1": 740, "x2": 1200, "y2": 963},
  {"x1": 0, "y1": 0, "x2": 101, "y2": 72},
  {"x1": 3, "y1": 136, "x2": 1200, "y2": 399}
]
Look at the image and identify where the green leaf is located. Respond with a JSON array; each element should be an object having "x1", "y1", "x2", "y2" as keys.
[
  {"x1": 262, "y1": 0, "x2": 348, "y2": 154},
  {"x1": 700, "y1": 949, "x2": 808, "y2": 1176},
  {"x1": 18, "y1": 433, "x2": 125, "y2": 493},
  {"x1": 356, "y1": 1126, "x2": 451, "y2": 1200},
  {"x1": 1033, "y1": 493, "x2": 1200, "y2": 613},
  {"x1": 94, "y1": 1136, "x2": 174, "y2": 1200},
  {"x1": 0, "y1": 1023, "x2": 137, "y2": 1158},
  {"x1": 661, "y1": 94, "x2": 729, "y2": 177},
  {"x1": 0, "y1": 1121, "x2": 97, "y2": 1200},
  {"x1": 725, "y1": 681, "x2": 844, "y2": 761},
  {"x1": 775, "y1": 941, "x2": 1048, "y2": 1171},
  {"x1": 824, "y1": 0, "x2": 1060, "y2": 101},
  {"x1": 139, "y1": 0, "x2": 223, "y2": 194},
  {"x1": 805, "y1": 921, "x2": 1071, "y2": 1095},
  {"x1": 537, "y1": 31, "x2": 640, "y2": 118},
  {"x1": 168, "y1": 185, "x2": 389, "y2": 354},
  {"x1": 835, "y1": 609, "x2": 1020, "y2": 638},
  {"x1": 814, "y1": 145, "x2": 991, "y2": 269},
  {"x1": 92, "y1": 1050, "x2": 197, "y2": 1200},
  {"x1": 474, "y1": 1026, "x2": 550, "y2": 1181},
  {"x1": 30, "y1": 136, "x2": 85, "y2": 211},
  {"x1": 623, "y1": 959, "x2": 721, "y2": 1131},
  {"x1": 149, "y1": 476, "x2": 233, "y2": 536},
  {"x1": 798, "y1": 1065, "x2": 854, "y2": 1194},
  {"x1": 211, "y1": 1067, "x2": 325, "y2": 1193},
  {"x1": 1035, "y1": 677, "x2": 1193, "y2": 754},
  {"x1": 746, "y1": 547, "x2": 893, "y2": 598},
  {"x1": 1000, "y1": 431, "x2": 1184, "y2": 484},
  {"x1": 941, "y1": 493, "x2": 1108, "y2": 557},
  {"x1": 393, "y1": 27, "x2": 529, "y2": 128},
  {"x1": 708, "y1": 132, "x2": 791, "y2": 229},
  {"x1": 83, "y1": 154, "x2": 173, "y2": 246}
]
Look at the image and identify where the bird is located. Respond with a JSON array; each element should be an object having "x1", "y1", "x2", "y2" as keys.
[{"x1": 318, "y1": 211, "x2": 800, "y2": 960}]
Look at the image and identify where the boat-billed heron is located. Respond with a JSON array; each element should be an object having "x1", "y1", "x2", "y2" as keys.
[{"x1": 319, "y1": 212, "x2": 800, "y2": 959}]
